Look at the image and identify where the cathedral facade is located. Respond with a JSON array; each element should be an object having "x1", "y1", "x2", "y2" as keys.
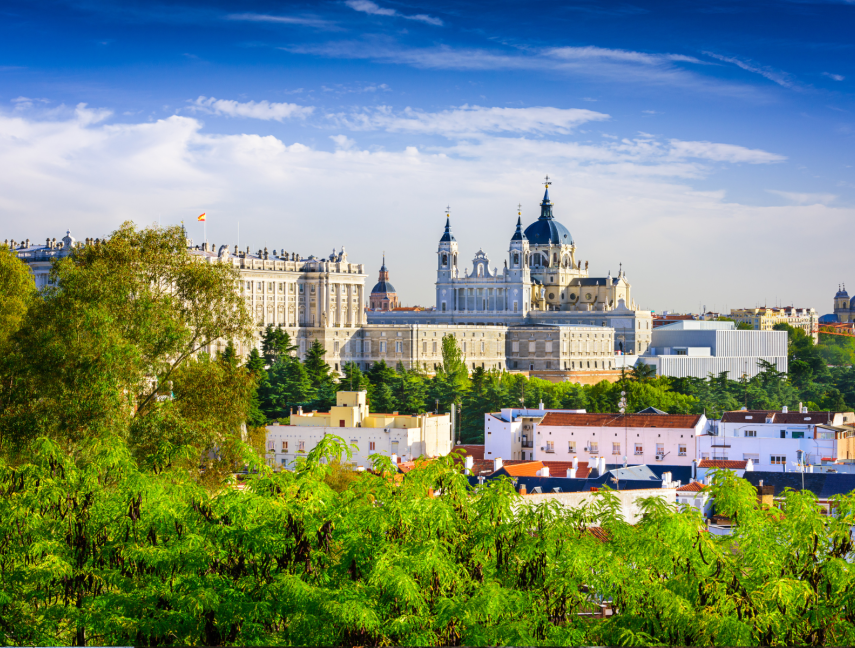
[{"x1": 369, "y1": 182, "x2": 652, "y2": 357}]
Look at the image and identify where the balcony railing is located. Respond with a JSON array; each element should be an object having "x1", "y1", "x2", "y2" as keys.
[{"x1": 544, "y1": 448, "x2": 555, "y2": 453}]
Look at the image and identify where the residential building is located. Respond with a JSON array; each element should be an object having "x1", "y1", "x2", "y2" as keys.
[
  {"x1": 484, "y1": 407, "x2": 706, "y2": 466},
  {"x1": 730, "y1": 306, "x2": 818, "y2": 343},
  {"x1": 675, "y1": 481, "x2": 713, "y2": 516},
  {"x1": 264, "y1": 390, "x2": 452, "y2": 469},
  {"x1": 637, "y1": 320, "x2": 788, "y2": 379},
  {"x1": 701, "y1": 407, "x2": 855, "y2": 469}
]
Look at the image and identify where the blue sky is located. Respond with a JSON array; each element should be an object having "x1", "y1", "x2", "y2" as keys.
[{"x1": 1, "y1": 0, "x2": 853, "y2": 312}]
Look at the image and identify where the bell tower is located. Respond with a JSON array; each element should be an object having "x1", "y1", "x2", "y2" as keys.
[
  {"x1": 508, "y1": 208, "x2": 530, "y2": 282},
  {"x1": 436, "y1": 207, "x2": 458, "y2": 313}
]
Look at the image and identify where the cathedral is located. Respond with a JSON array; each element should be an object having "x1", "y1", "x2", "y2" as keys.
[
  {"x1": 823, "y1": 284, "x2": 855, "y2": 323},
  {"x1": 370, "y1": 180, "x2": 652, "y2": 357},
  {"x1": 435, "y1": 182, "x2": 633, "y2": 316}
]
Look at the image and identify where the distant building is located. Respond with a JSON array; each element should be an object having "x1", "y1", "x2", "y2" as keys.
[
  {"x1": 483, "y1": 406, "x2": 706, "y2": 465},
  {"x1": 638, "y1": 320, "x2": 788, "y2": 379},
  {"x1": 824, "y1": 284, "x2": 855, "y2": 324},
  {"x1": 264, "y1": 390, "x2": 452, "y2": 469},
  {"x1": 369, "y1": 254, "x2": 399, "y2": 311},
  {"x1": 730, "y1": 306, "x2": 818, "y2": 343}
]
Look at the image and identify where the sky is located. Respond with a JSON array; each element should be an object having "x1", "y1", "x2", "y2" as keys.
[{"x1": 0, "y1": 0, "x2": 853, "y2": 314}]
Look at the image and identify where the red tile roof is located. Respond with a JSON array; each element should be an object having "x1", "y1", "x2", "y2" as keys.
[
  {"x1": 541, "y1": 412, "x2": 702, "y2": 429},
  {"x1": 697, "y1": 459, "x2": 748, "y2": 469},
  {"x1": 587, "y1": 527, "x2": 610, "y2": 543},
  {"x1": 451, "y1": 445, "x2": 485, "y2": 460},
  {"x1": 677, "y1": 482, "x2": 706, "y2": 492},
  {"x1": 501, "y1": 461, "x2": 546, "y2": 477}
]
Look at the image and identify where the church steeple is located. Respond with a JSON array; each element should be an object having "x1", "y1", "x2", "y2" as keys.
[
  {"x1": 539, "y1": 175, "x2": 554, "y2": 220},
  {"x1": 511, "y1": 214, "x2": 527, "y2": 241},
  {"x1": 439, "y1": 215, "x2": 456, "y2": 242}
]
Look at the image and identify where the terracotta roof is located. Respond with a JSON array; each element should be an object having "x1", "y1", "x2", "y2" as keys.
[
  {"x1": 587, "y1": 527, "x2": 610, "y2": 543},
  {"x1": 677, "y1": 482, "x2": 706, "y2": 492},
  {"x1": 697, "y1": 459, "x2": 748, "y2": 469},
  {"x1": 541, "y1": 412, "x2": 702, "y2": 429},
  {"x1": 501, "y1": 461, "x2": 546, "y2": 477},
  {"x1": 451, "y1": 445, "x2": 485, "y2": 461},
  {"x1": 721, "y1": 410, "x2": 833, "y2": 424}
]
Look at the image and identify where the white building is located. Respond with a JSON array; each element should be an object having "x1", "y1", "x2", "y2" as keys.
[
  {"x1": 675, "y1": 481, "x2": 713, "y2": 517},
  {"x1": 265, "y1": 390, "x2": 452, "y2": 469},
  {"x1": 700, "y1": 407, "x2": 853, "y2": 469},
  {"x1": 638, "y1": 320, "x2": 788, "y2": 379},
  {"x1": 484, "y1": 407, "x2": 706, "y2": 465}
]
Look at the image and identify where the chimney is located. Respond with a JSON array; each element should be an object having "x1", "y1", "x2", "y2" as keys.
[
  {"x1": 493, "y1": 457, "x2": 503, "y2": 471},
  {"x1": 782, "y1": 405, "x2": 788, "y2": 414},
  {"x1": 799, "y1": 402, "x2": 803, "y2": 413},
  {"x1": 390, "y1": 453, "x2": 398, "y2": 465},
  {"x1": 572, "y1": 456, "x2": 578, "y2": 469},
  {"x1": 540, "y1": 466, "x2": 550, "y2": 477},
  {"x1": 539, "y1": 401, "x2": 544, "y2": 410},
  {"x1": 567, "y1": 467, "x2": 577, "y2": 478},
  {"x1": 464, "y1": 456, "x2": 474, "y2": 475},
  {"x1": 297, "y1": 406, "x2": 303, "y2": 415},
  {"x1": 745, "y1": 458, "x2": 754, "y2": 472},
  {"x1": 599, "y1": 456, "x2": 606, "y2": 476},
  {"x1": 756, "y1": 484, "x2": 775, "y2": 508},
  {"x1": 519, "y1": 484, "x2": 527, "y2": 495}
]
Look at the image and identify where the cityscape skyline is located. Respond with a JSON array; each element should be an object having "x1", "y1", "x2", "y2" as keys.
[{"x1": 0, "y1": 0, "x2": 852, "y2": 312}]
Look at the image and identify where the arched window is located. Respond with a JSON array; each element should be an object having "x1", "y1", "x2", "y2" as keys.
[
  {"x1": 514, "y1": 252, "x2": 519, "y2": 265},
  {"x1": 553, "y1": 253, "x2": 557, "y2": 264},
  {"x1": 442, "y1": 253, "x2": 448, "y2": 266}
]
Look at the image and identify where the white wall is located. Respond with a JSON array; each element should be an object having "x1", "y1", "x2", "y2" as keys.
[
  {"x1": 697, "y1": 434, "x2": 835, "y2": 469},
  {"x1": 517, "y1": 488, "x2": 675, "y2": 524}
]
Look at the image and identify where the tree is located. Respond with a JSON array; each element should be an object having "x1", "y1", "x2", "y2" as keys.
[
  {"x1": 261, "y1": 324, "x2": 297, "y2": 365},
  {"x1": 0, "y1": 223, "x2": 255, "y2": 464},
  {"x1": 303, "y1": 339, "x2": 336, "y2": 411},
  {"x1": 0, "y1": 246, "x2": 35, "y2": 347}
]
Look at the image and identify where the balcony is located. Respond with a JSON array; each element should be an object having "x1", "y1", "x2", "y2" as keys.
[
  {"x1": 634, "y1": 451, "x2": 644, "y2": 455},
  {"x1": 543, "y1": 447, "x2": 556, "y2": 454}
]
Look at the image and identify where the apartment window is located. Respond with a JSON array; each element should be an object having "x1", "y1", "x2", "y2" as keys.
[
  {"x1": 589, "y1": 442, "x2": 598, "y2": 454},
  {"x1": 745, "y1": 430, "x2": 756, "y2": 437},
  {"x1": 545, "y1": 341, "x2": 553, "y2": 353},
  {"x1": 350, "y1": 439, "x2": 358, "y2": 450},
  {"x1": 780, "y1": 430, "x2": 786, "y2": 438},
  {"x1": 369, "y1": 441, "x2": 376, "y2": 451},
  {"x1": 678, "y1": 444, "x2": 687, "y2": 456},
  {"x1": 432, "y1": 341, "x2": 437, "y2": 353},
  {"x1": 528, "y1": 341, "x2": 536, "y2": 352},
  {"x1": 656, "y1": 443, "x2": 664, "y2": 457},
  {"x1": 298, "y1": 441, "x2": 305, "y2": 452},
  {"x1": 546, "y1": 441, "x2": 555, "y2": 453},
  {"x1": 568, "y1": 441, "x2": 576, "y2": 454},
  {"x1": 267, "y1": 440, "x2": 275, "y2": 451},
  {"x1": 770, "y1": 455, "x2": 787, "y2": 465},
  {"x1": 282, "y1": 441, "x2": 288, "y2": 451},
  {"x1": 380, "y1": 341, "x2": 386, "y2": 353},
  {"x1": 481, "y1": 341, "x2": 485, "y2": 353},
  {"x1": 612, "y1": 442, "x2": 620, "y2": 455},
  {"x1": 635, "y1": 443, "x2": 643, "y2": 455},
  {"x1": 257, "y1": 282, "x2": 263, "y2": 290}
]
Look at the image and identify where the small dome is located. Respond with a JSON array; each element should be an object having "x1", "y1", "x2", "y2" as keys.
[
  {"x1": 836, "y1": 285, "x2": 849, "y2": 299},
  {"x1": 371, "y1": 280, "x2": 396, "y2": 294},
  {"x1": 849, "y1": 295, "x2": 855, "y2": 308}
]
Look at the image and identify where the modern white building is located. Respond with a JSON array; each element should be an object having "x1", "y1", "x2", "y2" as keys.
[
  {"x1": 699, "y1": 407, "x2": 854, "y2": 469},
  {"x1": 484, "y1": 407, "x2": 706, "y2": 466},
  {"x1": 638, "y1": 320, "x2": 788, "y2": 379},
  {"x1": 265, "y1": 390, "x2": 452, "y2": 469}
]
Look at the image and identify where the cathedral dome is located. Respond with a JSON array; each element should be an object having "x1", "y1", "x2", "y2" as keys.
[
  {"x1": 523, "y1": 186, "x2": 573, "y2": 246},
  {"x1": 837, "y1": 285, "x2": 850, "y2": 299},
  {"x1": 371, "y1": 280, "x2": 396, "y2": 294}
]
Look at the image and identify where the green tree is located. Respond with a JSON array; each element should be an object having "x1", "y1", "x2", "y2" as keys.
[
  {"x1": 261, "y1": 324, "x2": 297, "y2": 365},
  {"x1": 0, "y1": 245, "x2": 35, "y2": 347}
]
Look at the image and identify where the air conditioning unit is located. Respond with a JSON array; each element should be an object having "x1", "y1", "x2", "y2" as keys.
[
  {"x1": 540, "y1": 446, "x2": 545, "y2": 451},
  {"x1": 655, "y1": 455, "x2": 664, "y2": 461}
]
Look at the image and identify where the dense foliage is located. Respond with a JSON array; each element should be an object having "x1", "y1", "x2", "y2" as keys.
[{"x1": 2, "y1": 438, "x2": 854, "y2": 646}]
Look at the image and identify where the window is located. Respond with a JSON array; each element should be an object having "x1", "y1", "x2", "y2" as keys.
[
  {"x1": 298, "y1": 441, "x2": 305, "y2": 452},
  {"x1": 612, "y1": 442, "x2": 620, "y2": 455},
  {"x1": 432, "y1": 341, "x2": 437, "y2": 353},
  {"x1": 792, "y1": 431, "x2": 804, "y2": 439},
  {"x1": 369, "y1": 441, "x2": 376, "y2": 451},
  {"x1": 257, "y1": 282, "x2": 263, "y2": 290},
  {"x1": 743, "y1": 453, "x2": 759, "y2": 462},
  {"x1": 512, "y1": 341, "x2": 519, "y2": 352},
  {"x1": 546, "y1": 441, "x2": 554, "y2": 453},
  {"x1": 380, "y1": 341, "x2": 386, "y2": 353},
  {"x1": 744, "y1": 430, "x2": 756, "y2": 437},
  {"x1": 589, "y1": 442, "x2": 598, "y2": 454},
  {"x1": 568, "y1": 441, "x2": 576, "y2": 453},
  {"x1": 635, "y1": 443, "x2": 643, "y2": 455},
  {"x1": 528, "y1": 341, "x2": 536, "y2": 352},
  {"x1": 423, "y1": 342, "x2": 427, "y2": 353},
  {"x1": 334, "y1": 341, "x2": 339, "y2": 353},
  {"x1": 350, "y1": 439, "x2": 358, "y2": 450},
  {"x1": 396, "y1": 341, "x2": 403, "y2": 353},
  {"x1": 780, "y1": 430, "x2": 786, "y2": 439},
  {"x1": 481, "y1": 341, "x2": 485, "y2": 353},
  {"x1": 656, "y1": 443, "x2": 664, "y2": 456},
  {"x1": 678, "y1": 444, "x2": 687, "y2": 456},
  {"x1": 463, "y1": 342, "x2": 467, "y2": 353},
  {"x1": 770, "y1": 455, "x2": 787, "y2": 465},
  {"x1": 545, "y1": 341, "x2": 553, "y2": 353},
  {"x1": 282, "y1": 441, "x2": 288, "y2": 451},
  {"x1": 339, "y1": 420, "x2": 345, "y2": 427}
]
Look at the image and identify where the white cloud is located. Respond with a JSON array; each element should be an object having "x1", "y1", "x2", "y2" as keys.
[
  {"x1": 0, "y1": 107, "x2": 846, "y2": 313},
  {"x1": 188, "y1": 96, "x2": 314, "y2": 121},
  {"x1": 668, "y1": 139, "x2": 786, "y2": 164},
  {"x1": 344, "y1": 0, "x2": 442, "y2": 26},
  {"x1": 705, "y1": 52, "x2": 797, "y2": 89},
  {"x1": 226, "y1": 13, "x2": 336, "y2": 29},
  {"x1": 823, "y1": 72, "x2": 845, "y2": 81},
  {"x1": 767, "y1": 189, "x2": 837, "y2": 204},
  {"x1": 545, "y1": 45, "x2": 701, "y2": 66},
  {"x1": 329, "y1": 104, "x2": 610, "y2": 137}
]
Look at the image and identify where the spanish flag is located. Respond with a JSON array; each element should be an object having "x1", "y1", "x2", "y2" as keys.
[{"x1": 197, "y1": 213, "x2": 206, "y2": 222}]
